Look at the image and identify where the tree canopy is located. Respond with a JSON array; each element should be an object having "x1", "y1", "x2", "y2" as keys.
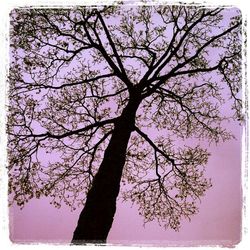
[{"x1": 8, "y1": 5, "x2": 242, "y2": 232}]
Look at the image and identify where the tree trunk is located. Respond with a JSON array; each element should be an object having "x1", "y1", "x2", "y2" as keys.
[{"x1": 71, "y1": 97, "x2": 140, "y2": 244}]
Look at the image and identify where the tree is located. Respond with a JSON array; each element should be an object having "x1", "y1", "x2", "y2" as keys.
[{"x1": 8, "y1": 4, "x2": 242, "y2": 244}]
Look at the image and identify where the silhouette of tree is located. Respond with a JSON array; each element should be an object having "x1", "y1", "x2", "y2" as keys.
[{"x1": 8, "y1": 5, "x2": 242, "y2": 244}]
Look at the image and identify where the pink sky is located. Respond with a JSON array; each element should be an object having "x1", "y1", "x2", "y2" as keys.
[{"x1": 10, "y1": 121, "x2": 242, "y2": 246}]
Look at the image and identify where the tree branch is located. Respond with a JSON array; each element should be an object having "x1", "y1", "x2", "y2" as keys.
[
  {"x1": 15, "y1": 73, "x2": 116, "y2": 91},
  {"x1": 96, "y1": 10, "x2": 127, "y2": 77},
  {"x1": 15, "y1": 118, "x2": 117, "y2": 140},
  {"x1": 80, "y1": 16, "x2": 133, "y2": 90},
  {"x1": 143, "y1": 21, "x2": 241, "y2": 97},
  {"x1": 134, "y1": 126, "x2": 176, "y2": 166},
  {"x1": 139, "y1": 8, "x2": 210, "y2": 84}
]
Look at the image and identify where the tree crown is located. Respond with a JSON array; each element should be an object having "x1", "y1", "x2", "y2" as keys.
[{"x1": 8, "y1": 5, "x2": 242, "y2": 231}]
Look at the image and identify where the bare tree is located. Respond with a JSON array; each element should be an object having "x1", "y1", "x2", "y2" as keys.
[{"x1": 8, "y1": 4, "x2": 242, "y2": 244}]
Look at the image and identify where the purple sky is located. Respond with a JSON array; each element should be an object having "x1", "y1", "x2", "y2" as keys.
[
  {"x1": 10, "y1": 120, "x2": 242, "y2": 246},
  {"x1": 8, "y1": 6, "x2": 242, "y2": 247}
]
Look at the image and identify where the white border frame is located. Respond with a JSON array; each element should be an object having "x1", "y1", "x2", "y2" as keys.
[{"x1": 0, "y1": 0, "x2": 249, "y2": 249}]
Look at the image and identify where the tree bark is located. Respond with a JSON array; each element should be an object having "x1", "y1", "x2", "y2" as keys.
[{"x1": 71, "y1": 97, "x2": 140, "y2": 244}]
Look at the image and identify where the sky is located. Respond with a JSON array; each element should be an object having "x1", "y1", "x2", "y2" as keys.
[
  {"x1": 9, "y1": 120, "x2": 242, "y2": 246},
  {"x1": 7, "y1": 4, "x2": 243, "y2": 248}
]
